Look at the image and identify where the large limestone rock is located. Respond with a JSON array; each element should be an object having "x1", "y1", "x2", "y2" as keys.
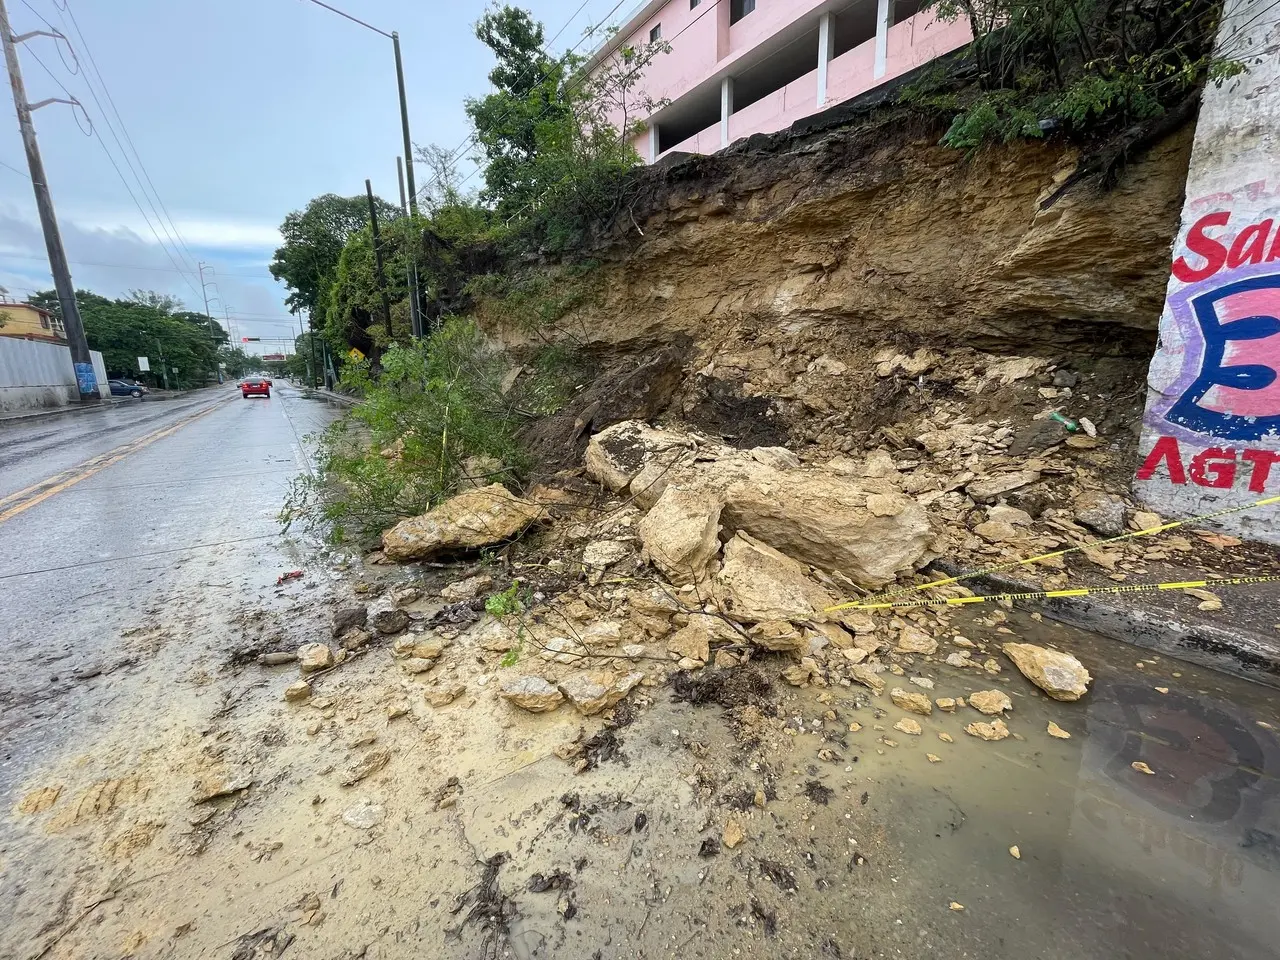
[
  {"x1": 1003, "y1": 643, "x2": 1092, "y2": 701},
  {"x1": 713, "y1": 463, "x2": 932, "y2": 589},
  {"x1": 382, "y1": 484, "x2": 543, "y2": 561},
  {"x1": 715, "y1": 532, "x2": 834, "y2": 624},
  {"x1": 584, "y1": 422, "x2": 694, "y2": 494},
  {"x1": 637, "y1": 486, "x2": 723, "y2": 586},
  {"x1": 499, "y1": 676, "x2": 564, "y2": 713},
  {"x1": 558, "y1": 671, "x2": 644, "y2": 715},
  {"x1": 1074, "y1": 491, "x2": 1128, "y2": 537}
]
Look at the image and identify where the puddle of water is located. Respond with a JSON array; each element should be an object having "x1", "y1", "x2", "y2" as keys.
[{"x1": 778, "y1": 608, "x2": 1280, "y2": 960}]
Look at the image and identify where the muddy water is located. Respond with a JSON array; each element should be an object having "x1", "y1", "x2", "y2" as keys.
[
  {"x1": 783, "y1": 610, "x2": 1280, "y2": 960},
  {"x1": 4, "y1": 572, "x2": 1278, "y2": 959}
]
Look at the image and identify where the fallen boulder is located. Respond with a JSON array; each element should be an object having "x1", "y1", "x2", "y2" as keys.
[
  {"x1": 1002, "y1": 643, "x2": 1091, "y2": 700},
  {"x1": 558, "y1": 671, "x2": 644, "y2": 715},
  {"x1": 499, "y1": 676, "x2": 564, "y2": 713},
  {"x1": 297, "y1": 643, "x2": 334, "y2": 674},
  {"x1": 584, "y1": 422, "x2": 694, "y2": 494},
  {"x1": 890, "y1": 688, "x2": 933, "y2": 716},
  {"x1": 382, "y1": 484, "x2": 543, "y2": 561},
  {"x1": 715, "y1": 532, "x2": 834, "y2": 623},
  {"x1": 637, "y1": 486, "x2": 723, "y2": 586}
]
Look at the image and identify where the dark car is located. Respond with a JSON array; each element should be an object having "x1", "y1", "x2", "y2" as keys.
[
  {"x1": 109, "y1": 379, "x2": 147, "y2": 398},
  {"x1": 240, "y1": 377, "x2": 271, "y2": 399}
]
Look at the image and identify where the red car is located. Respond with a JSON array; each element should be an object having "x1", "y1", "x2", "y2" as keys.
[{"x1": 240, "y1": 376, "x2": 271, "y2": 399}]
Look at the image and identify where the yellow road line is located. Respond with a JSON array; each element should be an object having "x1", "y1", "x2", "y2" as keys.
[{"x1": 0, "y1": 398, "x2": 228, "y2": 525}]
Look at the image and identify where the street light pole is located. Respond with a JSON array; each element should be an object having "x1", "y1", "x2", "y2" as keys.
[
  {"x1": 392, "y1": 32, "x2": 417, "y2": 216},
  {"x1": 1, "y1": 0, "x2": 98, "y2": 403}
]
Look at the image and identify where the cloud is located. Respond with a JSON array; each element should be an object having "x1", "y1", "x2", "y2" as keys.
[
  {"x1": 0, "y1": 204, "x2": 300, "y2": 352},
  {"x1": 75, "y1": 214, "x2": 283, "y2": 250}
]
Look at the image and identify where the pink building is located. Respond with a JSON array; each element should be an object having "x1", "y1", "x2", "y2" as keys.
[{"x1": 587, "y1": 0, "x2": 972, "y2": 161}]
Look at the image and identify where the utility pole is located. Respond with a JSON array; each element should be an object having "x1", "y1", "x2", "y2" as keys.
[
  {"x1": 155, "y1": 338, "x2": 169, "y2": 391},
  {"x1": 365, "y1": 178, "x2": 393, "y2": 345},
  {"x1": 306, "y1": 307, "x2": 319, "y2": 389},
  {"x1": 1, "y1": 0, "x2": 98, "y2": 403},
  {"x1": 392, "y1": 33, "x2": 417, "y2": 216},
  {"x1": 396, "y1": 156, "x2": 422, "y2": 338}
]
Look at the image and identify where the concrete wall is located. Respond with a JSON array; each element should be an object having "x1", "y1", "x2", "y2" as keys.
[
  {"x1": 1135, "y1": 0, "x2": 1280, "y2": 542},
  {"x1": 0, "y1": 337, "x2": 109, "y2": 415}
]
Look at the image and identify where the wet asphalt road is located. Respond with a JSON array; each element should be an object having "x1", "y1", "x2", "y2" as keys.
[{"x1": 0, "y1": 383, "x2": 343, "y2": 768}]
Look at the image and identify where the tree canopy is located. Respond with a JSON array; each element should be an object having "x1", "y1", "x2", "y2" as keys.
[{"x1": 32, "y1": 288, "x2": 238, "y2": 389}]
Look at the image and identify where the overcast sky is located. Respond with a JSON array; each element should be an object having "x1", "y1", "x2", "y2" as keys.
[{"x1": 0, "y1": 0, "x2": 627, "y2": 353}]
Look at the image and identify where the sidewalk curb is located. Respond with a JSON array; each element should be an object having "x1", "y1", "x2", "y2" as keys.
[
  {"x1": 305, "y1": 387, "x2": 362, "y2": 407},
  {"x1": 0, "y1": 396, "x2": 131, "y2": 424},
  {"x1": 930, "y1": 559, "x2": 1280, "y2": 690}
]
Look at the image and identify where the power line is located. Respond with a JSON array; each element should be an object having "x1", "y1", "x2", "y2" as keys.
[
  {"x1": 445, "y1": 0, "x2": 721, "y2": 200},
  {"x1": 0, "y1": 250, "x2": 272, "y2": 277},
  {"x1": 0, "y1": 157, "x2": 29, "y2": 178},
  {"x1": 18, "y1": 20, "x2": 204, "y2": 299},
  {"x1": 55, "y1": 0, "x2": 203, "y2": 281},
  {"x1": 297, "y1": 0, "x2": 391, "y2": 39},
  {"x1": 418, "y1": 0, "x2": 634, "y2": 202}
]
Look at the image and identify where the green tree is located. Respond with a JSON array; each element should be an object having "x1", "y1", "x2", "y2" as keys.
[{"x1": 270, "y1": 193, "x2": 400, "y2": 316}]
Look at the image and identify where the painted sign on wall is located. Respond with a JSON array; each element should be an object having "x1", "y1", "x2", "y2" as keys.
[{"x1": 1135, "y1": 0, "x2": 1280, "y2": 542}]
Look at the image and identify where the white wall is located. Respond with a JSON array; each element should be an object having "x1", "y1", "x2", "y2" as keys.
[
  {"x1": 0, "y1": 338, "x2": 110, "y2": 414},
  {"x1": 1135, "y1": 0, "x2": 1280, "y2": 543}
]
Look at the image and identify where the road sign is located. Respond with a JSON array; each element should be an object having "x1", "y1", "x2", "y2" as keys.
[
  {"x1": 348, "y1": 347, "x2": 366, "y2": 362},
  {"x1": 137, "y1": 356, "x2": 150, "y2": 372}
]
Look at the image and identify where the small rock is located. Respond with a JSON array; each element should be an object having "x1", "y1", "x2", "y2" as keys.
[
  {"x1": 339, "y1": 627, "x2": 371, "y2": 651},
  {"x1": 890, "y1": 688, "x2": 933, "y2": 716},
  {"x1": 341, "y1": 749, "x2": 391, "y2": 787},
  {"x1": 1003, "y1": 643, "x2": 1091, "y2": 701},
  {"x1": 386, "y1": 701, "x2": 411, "y2": 720},
  {"x1": 1131, "y1": 761, "x2": 1155, "y2": 775},
  {"x1": 371, "y1": 609, "x2": 411, "y2": 636},
  {"x1": 400, "y1": 658, "x2": 436, "y2": 675},
  {"x1": 332, "y1": 605, "x2": 368, "y2": 638},
  {"x1": 668, "y1": 622, "x2": 711, "y2": 663},
  {"x1": 748, "y1": 620, "x2": 807, "y2": 654},
  {"x1": 411, "y1": 640, "x2": 447, "y2": 660},
  {"x1": 297, "y1": 643, "x2": 334, "y2": 674},
  {"x1": 949, "y1": 901, "x2": 965, "y2": 912},
  {"x1": 284, "y1": 680, "x2": 312, "y2": 703},
  {"x1": 850, "y1": 664, "x2": 885, "y2": 696},
  {"x1": 974, "y1": 519, "x2": 1019, "y2": 544},
  {"x1": 439, "y1": 574, "x2": 494, "y2": 601},
  {"x1": 341, "y1": 801, "x2": 385, "y2": 830},
  {"x1": 424, "y1": 684, "x2": 466, "y2": 707},
  {"x1": 896, "y1": 626, "x2": 937, "y2": 656},
  {"x1": 964, "y1": 719, "x2": 1010, "y2": 741},
  {"x1": 1075, "y1": 491, "x2": 1128, "y2": 537},
  {"x1": 909, "y1": 676, "x2": 935, "y2": 690},
  {"x1": 259, "y1": 651, "x2": 297, "y2": 666},
  {"x1": 1046, "y1": 721, "x2": 1071, "y2": 739},
  {"x1": 848, "y1": 721, "x2": 863, "y2": 732},
  {"x1": 926, "y1": 753, "x2": 942, "y2": 763},
  {"x1": 541, "y1": 636, "x2": 586, "y2": 664},
  {"x1": 841, "y1": 647, "x2": 869, "y2": 664},
  {"x1": 782, "y1": 659, "x2": 821, "y2": 686},
  {"x1": 937, "y1": 732, "x2": 954, "y2": 743},
  {"x1": 192, "y1": 773, "x2": 253, "y2": 804},
  {"x1": 1052, "y1": 369, "x2": 1078, "y2": 388},
  {"x1": 1131, "y1": 510, "x2": 1162, "y2": 531},
  {"x1": 389, "y1": 584, "x2": 422, "y2": 606},
  {"x1": 499, "y1": 676, "x2": 564, "y2": 713},
  {"x1": 968, "y1": 690, "x2": 1012, "y2": 715},
  {"x1": 622, "y1": 644, "x2": 647, "y2": 660},
  {"x1": 583, "y1": 539, "x2": 633, "y2": 570},
  {"x1": 935, "y1": 697, "x2": 957, "y2": 712},
  {"x1": 723, "y1": 818, "x2": 745, "y2": 849},
  {"x1": 966, "y1": 471, "x2": 1040, "y2": 503},
  {"x1": 894, "y1": 717, "x2": 923, "y2": 736},
  {"x1": 1009, "y1": 845, "x2": 1021, "y2": 859},
  {"x1": 1155, "y1": 686, "x2": 1169, "y2": 694}
]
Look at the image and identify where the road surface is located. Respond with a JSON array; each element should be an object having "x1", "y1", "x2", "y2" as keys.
[{"x1": 0, "y1": 382, "x2": 342, "y2": 765}]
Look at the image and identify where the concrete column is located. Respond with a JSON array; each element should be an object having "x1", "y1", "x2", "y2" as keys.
[
  {"x1": 874, "y1": 0, "x2": 890, "y2": 79},
  {"x1": 648, "y1": 123, "x2": 659, "y2": 163},
  {"x1": 817, "y1": 12, "x2": 835, "y2": 107},
  {"x1": 720, "y1": 76, "x2": 734, "y2": 148},
  {"x1": 716, "y1": 0, "x2": 731, "y2": 60},
  {"x1": 1135, "y1": 0, "x2": 1280, "y2": 544}
]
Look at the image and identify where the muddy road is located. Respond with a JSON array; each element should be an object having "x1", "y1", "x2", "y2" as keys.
[{"x1": 1, "y1": 387, "x2": 1279, "y2": 960}]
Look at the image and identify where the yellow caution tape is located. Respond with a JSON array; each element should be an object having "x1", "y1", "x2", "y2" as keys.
[
  {"x1": 827, "y1": 493, "x2": 1280, "y2": 613},
  {"x1": 845, "y1": 573, "x2": 1280, "y2": 610}
]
